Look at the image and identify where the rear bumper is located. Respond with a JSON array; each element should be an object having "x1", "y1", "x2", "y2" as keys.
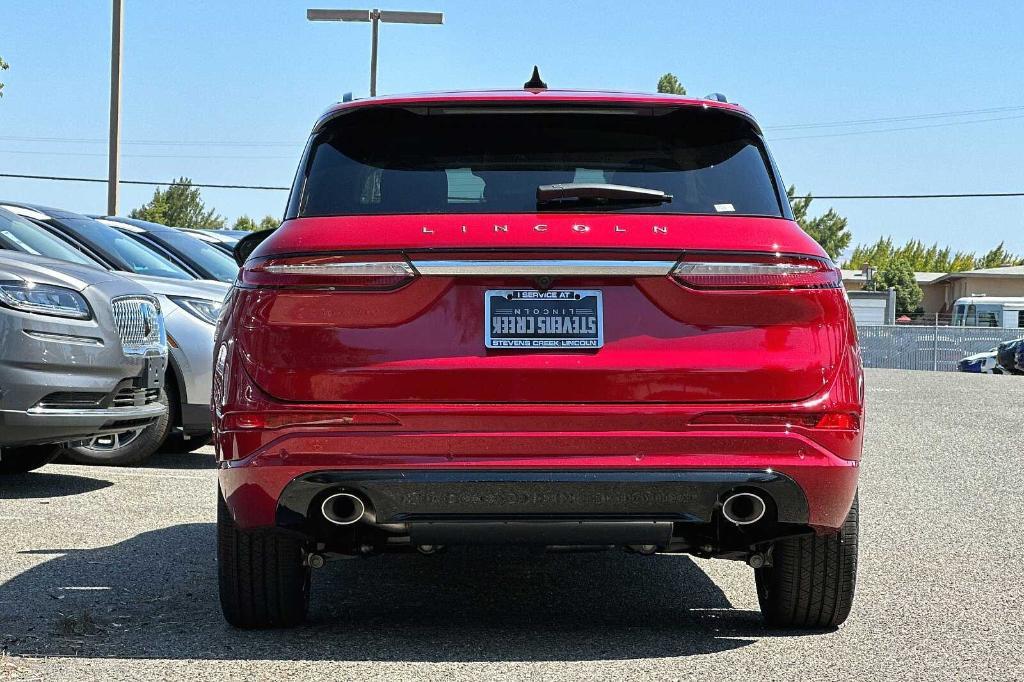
[{"x1": 217, "y1": 410, "x2": 861, "y2": 533}]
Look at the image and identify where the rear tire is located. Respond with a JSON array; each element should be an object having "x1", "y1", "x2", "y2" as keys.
[
  {"x1": 0, "y1": 444, "x2": 61, "y2": 474},
  {"x1": 217, "y1": 491, "x2": 310, "y2": 629},
  {"x1": 755, "y1": 493, "x2": 859, "y2": 629}
]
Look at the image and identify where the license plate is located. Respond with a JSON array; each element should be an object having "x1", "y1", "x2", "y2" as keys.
[{"x1": 485, "y1": 290, "x2": 603, "y2": 349}]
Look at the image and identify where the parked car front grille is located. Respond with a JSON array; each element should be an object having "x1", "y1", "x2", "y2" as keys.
[
  {"x1": 111, "y1": 296, "x2": 165, "y2": 355},
  {"x1": 35, "y1": 392, "x2": 107, "y2": 410},
  {"x1": 111, "y1": 386, "x2": 161, "y2": 408}
]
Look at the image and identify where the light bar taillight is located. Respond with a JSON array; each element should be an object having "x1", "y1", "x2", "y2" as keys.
[
  {"x1": 241, "y1": 255, "x2": 417, "y2": 290},
  {"x1": 670, "y1": 254, "x2": 840, "y2": 290}
]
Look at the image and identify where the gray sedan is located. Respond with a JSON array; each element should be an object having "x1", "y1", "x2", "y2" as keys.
[{"x1": 0, "y1": 251, "x2": 167, "y2": 474}]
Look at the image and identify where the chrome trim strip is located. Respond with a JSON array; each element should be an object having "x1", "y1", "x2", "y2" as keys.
[
  {"x1": 23, "y1": 330, "x2": 104, "y2": 346},
  {"x1": 25, "y1": 403, "x2": 167, "y2": 418},
  {"x1": 410, "y1": 260, "x2": 677, "y2": 277}
]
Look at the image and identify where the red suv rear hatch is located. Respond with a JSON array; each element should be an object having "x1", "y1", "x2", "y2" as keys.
[{"x1": 235, "y1": 99, "x2": 848, "y2": 404}]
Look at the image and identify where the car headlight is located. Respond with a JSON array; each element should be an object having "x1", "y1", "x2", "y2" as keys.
[
  {"x1": 0, "y1": 281, "x2": 91, "y2": 319},
  {"x1": 168, "y1": 296, "x2": 223, "y2": 325}
]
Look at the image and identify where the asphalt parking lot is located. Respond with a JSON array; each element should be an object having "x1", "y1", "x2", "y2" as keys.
[{"x1": 2, "y1": 369, "x2": 1023, "y2": 680}]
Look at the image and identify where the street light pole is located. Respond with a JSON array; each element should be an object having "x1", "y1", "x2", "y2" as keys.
[
  {"x1": 307, "y1": 8, "x2": 443, "y2": 97},
  {"x1": 107, "y1": 0, "x2": 123, "y2": 215},
  {"x1": 369, "y1": 9, "x2": 379, "y2": 96}
]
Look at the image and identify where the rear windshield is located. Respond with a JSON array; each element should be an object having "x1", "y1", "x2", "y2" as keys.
[{"x1": 293, "y1": 107, "x2": 784, "y2": 217}]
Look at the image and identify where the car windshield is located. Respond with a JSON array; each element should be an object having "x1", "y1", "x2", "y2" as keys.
[
  {"x1": 0, "y1": 210, "x2": 102, "y2": 267},
  {"x1": 58, "y1": 218, "x2": 194, "y2": 280},
  {"x1": 150, "y1": 230, "x2": 238, "y2": 282},
  {"x1": 295, "y1": 107, "x2": 784, "y2": 217}
]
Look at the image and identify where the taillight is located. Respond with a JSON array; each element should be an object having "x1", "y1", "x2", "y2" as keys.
[
  {"x1": 241, "y1": 254, "x2": 417, "y2": 290},
  {"x1": 670, "y1": 253, "x2": 840, "y2": 290}
]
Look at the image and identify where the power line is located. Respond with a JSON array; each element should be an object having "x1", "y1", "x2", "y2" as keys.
[
  {"x1": 769, "y1": 113, "x2": 1024, "y2": 141},
  {"x1": 764, "y1": 104, "x2": 1024, "y2": 131},
  {"x1": 814, "y1": 192, "x2": 1024, "y2": 199},
  {"x1": 3, "y1": 113, "x2": 1017, "y2": 153},
  {"x1": 3, "y1": 104, "x2": 1022, "y2": 147},
  {"x1": 0, "y1": 135, "x2": 297, "y2": 147},
  {"x1": 2, "y1": 172, "x2": 1023, "y2": 199},
  {"x1": 0, "y1": 172, "x2": 290, "y2": 191},
  {"x1": 0, "y1": 147, "x2": 295, "y2": 160}
]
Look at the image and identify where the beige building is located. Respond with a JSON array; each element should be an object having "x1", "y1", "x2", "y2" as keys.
[
  {"x1": 841, "y1": 269, "x2": 946, "y2": 314},
  {"x1": 842, "y1": 266, "x2": 1024, "y2": 315},
  {"x1": 931, "y1": 265, "x2": 1024, "y2": 313}
]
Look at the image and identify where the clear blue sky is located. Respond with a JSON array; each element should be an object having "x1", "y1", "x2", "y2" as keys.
[{"x1": 2, "y1": 0, "x2": 1022, "y2": 258}]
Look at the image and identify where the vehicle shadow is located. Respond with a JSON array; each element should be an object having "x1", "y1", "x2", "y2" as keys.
[
  {"x1": 53, "y1": 450, "x2": 217, "y2": 471},
  {"x1": 141, "y1": 450, "x2": 217, "y2": 470},
  {"x1": 0, "y1": 523, "x2": 806, "y2": 663},
  {"x1": 0, "y1": 472, "x2": 112, "y2": 500}
]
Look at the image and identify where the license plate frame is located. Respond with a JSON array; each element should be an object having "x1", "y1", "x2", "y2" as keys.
[{"x1": 485, "y1": 289, "x2": 604, "y2": 350}]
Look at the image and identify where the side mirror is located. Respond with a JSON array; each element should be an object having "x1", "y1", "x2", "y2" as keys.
[{"x1": 233, "y1": 229, "x2": 276, "y2": 267}]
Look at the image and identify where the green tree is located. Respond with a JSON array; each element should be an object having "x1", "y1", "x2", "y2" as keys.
[
  {"x1": 232, "y1": 214, "x2": 280, "y2": 232},
  {"x1": 978, "y1": 241, "x2": 1024, "y2": 268},
  {"x1": 864, "y1": 257, "x2": 923, "y2": 315},
  {"x1": 129, "y1": 178, "x2": 224, "y2": 228},
  {"x1": 844, "y1": 237, "x2": 895, "y2": 272},
  {"x1": 949, "y1": 251, "x2": 979, "y2": 271},
  {"x1": 656, "y1": 73, "x2": 686, "y2": 95},
  {"x1": 0, "y1": 55, "x2": 9, "y2": 98},
  {"x1": 843, "y1": 236, "x2": 1023, "y2": 272},
  {"x1": 786, "y1": 186, "x2": 852, "y2": 261},
  {"x1": 232, "y1": 215, "x2": 258, "y2": 231}
]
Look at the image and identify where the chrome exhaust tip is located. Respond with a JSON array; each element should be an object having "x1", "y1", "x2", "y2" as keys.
[
  {"x1": 321, "y1": 492, "x2": 366, "y2": 526},
  {"x1": 721, "y1": 492, "x2": 767, "y2": 526}
]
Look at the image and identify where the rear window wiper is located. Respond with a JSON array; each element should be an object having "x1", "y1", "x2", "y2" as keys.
[{"x1": 536, "y1": 183, "x2": 673, "y2": 207}]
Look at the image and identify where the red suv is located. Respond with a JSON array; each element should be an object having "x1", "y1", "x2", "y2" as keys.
[{"x1": 214, "y1": 85, "x2": 862, "y2": 630}]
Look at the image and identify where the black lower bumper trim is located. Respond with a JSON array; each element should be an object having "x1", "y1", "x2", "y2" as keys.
[
  {"x1": 276, "y1": 469, "x2": 809, "y2": 531},
  {"x1": 409, "y1": 520, "x2": 674, "y2": 545}
]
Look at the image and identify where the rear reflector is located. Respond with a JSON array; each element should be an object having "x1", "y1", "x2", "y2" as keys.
[
  {"x1": 242, "y1": 255, "x2": 416, "y2": 289},
  {"x1": 222, "y1": 411, "x2": 400, "y2": 430},
  {"x1": 814, "y1": 413, "x2": 860, "y2": 430},
  {"x1": 671, "y1": 253, "x2": 840, "y2": 290},
  {"x1": 690, "y1": 412, "x2": 860, "y2": 430}
]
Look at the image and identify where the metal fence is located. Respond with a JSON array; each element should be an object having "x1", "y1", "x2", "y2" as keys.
[{"x1": 857, "y1": 325, "x2": 1024, "y2": 371}]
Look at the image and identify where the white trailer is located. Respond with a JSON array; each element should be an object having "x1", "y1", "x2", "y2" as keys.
[{"x1": 952, "y1": 296, "x2": 1024, "y2": 328}]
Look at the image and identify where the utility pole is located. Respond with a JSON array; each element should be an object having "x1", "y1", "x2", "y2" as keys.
[
  {"x1": 307, "y1": 8, "x2": 443, "y2": 97},
  {"x1": 107, "y1": 0, "x2": 123, "y2": 215},
  {"x1": 369, "y1": 10, "x2": 379, "y2": 96}
]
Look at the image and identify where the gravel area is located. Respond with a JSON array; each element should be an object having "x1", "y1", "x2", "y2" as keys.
[{"x1": 1, "y1": 369, "x2": 1022, "y2": 680}]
